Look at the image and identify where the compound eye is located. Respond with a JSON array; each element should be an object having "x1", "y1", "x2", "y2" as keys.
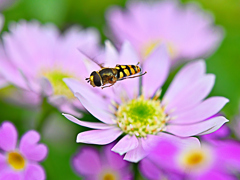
[{"x1": 91, "y1": 71, "x2": 101, "y2": 87}]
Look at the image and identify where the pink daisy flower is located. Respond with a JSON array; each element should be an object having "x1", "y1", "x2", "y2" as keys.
[
  {"x1": 0, "y1": 121, "x2": 48, "y2": 180},
  {"x1": 63, "y1": 41, "x2": 228, "y2": 162},
  {"x1": 106, "y1": 0, "x2": 223, "y2": 65},
  {"x1": 140, "y1": 133, "x2": 240, "y2": 179},
  {"x1": 0, "y1": 20, "x2": 100, "y2": 114},
  {"x1": 72, "y1": 144, "x2": 133, "y2": 179}
]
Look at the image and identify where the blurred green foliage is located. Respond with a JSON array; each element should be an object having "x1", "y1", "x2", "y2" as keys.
[{"x1": 1, "y1": 0, "x2": 240, "y2": 179}]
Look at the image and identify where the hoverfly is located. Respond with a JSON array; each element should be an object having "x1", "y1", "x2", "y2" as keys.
[{"x1": 85, "y1": 62, "x2": 147, "y2": 89}]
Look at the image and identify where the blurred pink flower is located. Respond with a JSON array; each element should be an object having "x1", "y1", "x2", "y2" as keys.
[
  {"x1": 0, "y1": 121, "x2": 48, "y2": 180},
  {"x1": 107, "y1": 0, "x2": 223, "y2": 66},
  {"x1": 140, "y1": 137, "x2": 240, "y2": 179},
  {"x1": 0, "y1": 20, "x2": 101, "y2": 115},
  {"x1": 63, "y1": 41, "x2": 228, "y2": 162},
  {"x1": 0, "y1": 15, "x2": 8, "y2": 89},
  {"x1": 0, "y1": 0, "x2": 17, "y2": 10},
  {"x1": 72, "y1": 144, "x2": 133, "y2": 180}
]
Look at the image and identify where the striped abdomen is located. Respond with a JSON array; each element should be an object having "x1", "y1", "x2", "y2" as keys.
[{"x1": 115, "y1": 65, "x2": 141, "y2": 79}]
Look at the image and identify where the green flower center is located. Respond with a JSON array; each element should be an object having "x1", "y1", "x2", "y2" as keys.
[
  {"x1": 42, "y1": 69, "x2": 75, "y2": 99},
  {"x1": 7, "y1": 151, "x2": 26, "y2": 171},
  {"x1": 116, "y1": 96, "x2": 166, "y2": 137}
]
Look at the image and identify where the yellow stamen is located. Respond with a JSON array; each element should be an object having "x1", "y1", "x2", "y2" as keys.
[
  {"x1": 142, "y1": 40, "x2": 177, "y2": 59},
  {"x1": 100, "y1": 170, "x2": 119, "y2": 180},
  {"x1": 179, "y1": 146, "x2": 212, "y2": 172},
  {"x1": 116, "y1": 96, "x2": 167, "y2": 137},
  {"x1": 7, "y1": 152, "x2": 26, "y2": 171}
]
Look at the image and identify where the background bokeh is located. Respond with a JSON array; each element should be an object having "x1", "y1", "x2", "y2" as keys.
[{"x1": 0, "y1": 0, "x2": 240, "y2": 179}]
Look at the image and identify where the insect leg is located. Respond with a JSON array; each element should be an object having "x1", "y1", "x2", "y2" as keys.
[{"x1": 101, "y1": 83, "x2": 115, "y2": 89}]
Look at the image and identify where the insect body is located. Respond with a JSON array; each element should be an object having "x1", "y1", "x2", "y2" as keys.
[{"x1": 86, "y1": 63, "x2": 147, "y2": 89}]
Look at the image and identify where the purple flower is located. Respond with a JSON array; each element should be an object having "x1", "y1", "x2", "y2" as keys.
[
  {"x1": 140, "y1": 138, "x2": 240, "y2": 179},
  {"x1": 0, "y1": 121, "x2": 48, "y2": 180},
  {"x1": 72, "y1": 144, "x2": 133, "y2": 180},
  {"x1": 63, "y1": 41, "x2": 228, "y2": 162},
  {"x1": 0, "y1": 20, "x2": 100, "y2": 115},
  {"x1": 106, "y1": 1, "x2": 223, "y2": 65}
]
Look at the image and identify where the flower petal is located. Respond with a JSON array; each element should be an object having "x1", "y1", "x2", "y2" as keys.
[
  {"x1": 39, "y1": 77, "x2": 53, "y2": 96},
  {"x1": 171, "y1": 97, "x2": 229, "y2": 124},
  {"x1": 104, "y1": 40, "x2": 119, "y2": 67},
  {"x1": 0, "y1": 153, "x2": 7, "y2": 171},
  {"x1": 64, "y1": 78, "x2": 115, "y2": 124},
  {"x1": 163, "y1": 60, "x2": 205, "y2": 107},
  {"x1": 19, "y1": 130, "x2": 48, "y2": 162},
  {"x1": 76, "y1": 128, "x2": 122, "y2": 145},
  {"x1": 217, "y1": 140, "x2": 240, "y2": 171},
  {"x1": 0, "y1": 172, "x2": 20, "y2": 180},
  {"x1": 118, "y1": 41, "x2": 140, "y2": 65},
  {"x1": 139, "y1": 158, "x2": 162, "y2": 180},
  {"x1": 123, "y1": 138, "x2": 147, "y2": 163},
  {"x1": 23, "y1": 164, "x2": 46, "y2": 180},
  {"x1": 63, "y1": 113, "x2": 112, "y2": 129},
  {"x1": 0, "y1": 121, "x2": 17, "y2": 151},
  {"x1": 167, "y1": 116, "x2": 229, "y2": 137},
  {"x1": 155, "y1": 133, "x2": 200, "y2": 150},
  {"x1": 111, "y1": 135, "x2": 139, "y2": 155},
  {"x1": 166, "y1": 74, "x2": 215, "y2": 114},
  {"x1": 142, "y1": 45, "x2": 170, "y2": 98},
  {"x1": 72, "y1": 147, "x2": 101, "y2": 175},
  {"x1": 104, "y1": 143, "x2": 128, "y2": 170}
]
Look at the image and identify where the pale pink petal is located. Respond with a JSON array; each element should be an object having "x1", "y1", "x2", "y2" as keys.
[
  {"x1": 63, "y1": 113, "x2": 112, "y2": 129},
  {"x1": 23, "y1": 164, "x2": 45, "y2": 180},
  {"x1": 166, "y1": 74, "x2": 215, "y2": 114},
  {"x1": 167, "y1": 116, "x2": 229, "y2": 137},
  {"x1": 72, "y1": 147, "x2": 101, "y2": 175},
  {"x1": 57, "y1": 101, "x2": 83, "y2": 117},
  {"x1": 75, "y1": 92, "x2": 116, "y2": 125},
  {"x1": 123, "y1": 138, "x2": 147, "y2": 163},
  {"x1": 141, "y1": 135, "x2": 163, "y2": 152},
  {"x1": 103, "y1": 144, "x2": 128, "y2": 170},
  {"x1": 0, "y1": 79, "x2": 8, "y2": 89},
  {"x1": 142, "y1": 45, "x2": 170, "y2": 98},
  {"x1": 19, "y1": 130, "x2": 47, "y2": 162},
  {"x1": 64, "y1": 78, "x2": 115, "y2": 124},
  {"x1": 118, "y1": 41, "x2": 140, "y2": 65},
  {"x1": 171, "y1": 97, "x2": 229, "y2": 124},
  {"x1": 76, "y1": 128, "x2": 122, "y2": 145},
  {"x1": 112, "y1": 77, "x2": 139, "y2": 102},
  {"x1": 104, "y1": 40, "x2": 119, "y2": 67},
  {"x1": 77, "y1": 48, "x2": 103, "y2": 75},
  {"x1": 111, "y1": 135, "x2": 139, "y2": 155},
  {"x1": 38, "y1": 77, "x2": 53, "y2": 96},
  {"x1": 0, "y1": 121, "x2": 17, "y2": 151},
  {"x1": 163, "y1": 60, "x2": 205, "y2": 107}
]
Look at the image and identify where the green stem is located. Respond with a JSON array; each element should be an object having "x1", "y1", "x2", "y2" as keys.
[{"x1": 35, "y1": 97, "x2": 55, "y2": 132}]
